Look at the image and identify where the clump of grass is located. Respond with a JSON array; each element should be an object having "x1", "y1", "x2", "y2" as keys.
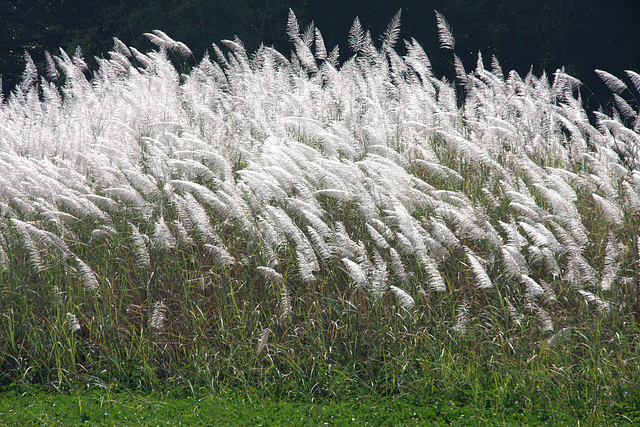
[{"x1": 1, "y1": 9, "x2": 640, "y2": 420}]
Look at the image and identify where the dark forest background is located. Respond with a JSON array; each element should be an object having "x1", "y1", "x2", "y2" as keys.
[{"x1": 2, "y1": 0, "x2": 640, "y2": 107}]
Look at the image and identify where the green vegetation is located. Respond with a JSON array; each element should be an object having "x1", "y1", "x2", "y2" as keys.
[
  {"x1": 2, "y1": 10, "x2": 640, "y2": 425},
  {"x1": 1, "y1": 384, "x2": 638, "y2": 425}
]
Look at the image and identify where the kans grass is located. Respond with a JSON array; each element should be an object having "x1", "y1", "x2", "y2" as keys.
[{"x1": 1, "y1": 10, "x2": 640, "y2": 422}]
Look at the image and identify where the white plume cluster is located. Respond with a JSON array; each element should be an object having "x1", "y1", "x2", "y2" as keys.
[{"x1": 1, "y1": 10, "x2": 639, "y2": 334}]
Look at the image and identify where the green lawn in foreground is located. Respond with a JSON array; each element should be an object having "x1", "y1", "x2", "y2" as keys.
[{"x1": 0, "y1": 386, "x2": 636, "y2": 426}]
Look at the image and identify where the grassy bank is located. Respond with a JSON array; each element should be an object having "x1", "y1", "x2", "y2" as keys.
[{"x1": 1, "y1": 10, "x2": 640, "y2": 425}]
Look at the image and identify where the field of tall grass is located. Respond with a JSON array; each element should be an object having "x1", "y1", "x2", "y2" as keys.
[{"x1": 1, "y1": 10, "x2": 640, "y2": 422}]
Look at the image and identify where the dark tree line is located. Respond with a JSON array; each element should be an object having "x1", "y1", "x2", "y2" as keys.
[{"x1": 2, "y1": 0, "x2": 640, "y2": 105}]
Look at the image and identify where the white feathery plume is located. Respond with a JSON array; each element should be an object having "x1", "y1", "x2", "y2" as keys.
[
  {"x1": 144, "y1": 32, "x2": 172, "y2": 49},
  {"x1": 152, "y1": 217, "x2": 176, "y2": 250},
  {"x1": 342, "y1": 258, "x2": 367, "y2": 288},
  {"x1": 435, "y1": 11, "x2": 455, "y2": 50},
  {"x1": 327, "y1": 45, "x2": 340, "y2": 66},
  {"x1": 522, "y1": 274, "x2": 544, "y2": 304},
  {"x1": 560, "y1": 217, "x2": 589, "y2": 251},
  {"x1": 506, "y1": 297, "x2": 523, "y2": 327},
  {"x1": 216, "y1": 188, "x2": 255, "y2": 234},
  {"x1": 259, "y1": 216, "x2": 284, "y2": 251},
  {"x1": 128, "y1": 222, "x2": 151, "y2": 269},
  {"x1": 546, "y1": 173, "x2": 577, "y2": 203},
  {"x1": 0, "y1": 244, "x2": 8, "y2": 271},
  {"x1": 360, "y1": 29, "x2": 376, "y2": 60},
  {"x1": 595, "y1": 69, "x2": 627, "y2": 94},
  {"x1": 314, "y1": 28, "x2": 327, "y2": 60},
  {"x1": 404, "y1": 37, "x2": 433, "y2": 79},
  {"x1": 542, "y1": 247, "x2": 562, "y2": 277},
  {"x1": 453, "y1": 299, "x2": 470, "y2": 334},
  {"x1": 625, "y1": 70, "x2": 640, "y2": 93},
  {"x1": 499, "y1": 218, "x2": 527, "y2": 250},
  {"x1": 370, "y1": 250, "x2": 389, "y2": 296},
  {"x1": 103, "y1": 186, "x2": 147, "y2": 208},
  {"x1": 491, "y1": 55, "x2": 503, "y2": 79},
  {"x1": 547, "y1": 221, "x2": 579, "y2": 254},
  {"x1": 113, "y1": 37, "x2": 132, "y2": 58},
  {"x1": 356, "y1": 241, "x2": 373, "y2": 278},
  {"x1": 368, "y1": 218, "x2": 394, "y2": 243},
  {"x1": 394, "y1": 232, "x2": 415, "y2": 256},
  {"x1": 257, "y1": 266, "x2": 283, "y2": 284},
  {"x1": 66, "y1": 313, "x2": 81, "y2": 333},
  {"x1": 129, "y1": 46, "x2": 153, "y2": 69},
  {"x1": 421, "y1": 252, "x2": 446, "y2": 292},
  {"x1": 298, "y1": 207, "x2": 332, "y2": 240},
  {"x1": 293, "y1": 38, "x2": 318, "y2": 72},
  {"x1": 563, "y1": 253, "x2": 582, "y2": 286},
  {"x1": 592, "y1": 194, "x2": 623, "y2": 227},
  {"x1": 415, "y1": 160, "x2": 463, "y2": 185},
  {"x1": 535, "y1": 305, "x2": 554, "y2": 332},
  {"x1": 577, "y1": 290, "x2": 611, "y2": 313},
  {"x1": 53, "y1": 285, "x2": 65, "y2": 306},
  {"x1": 519, "y1": 221, "x2": 550, "y2": 248},
  {"x1": 286, "y1": 9, "x2": 301, "y2": 42},
  {"x1": 527, "y1": 245, "x2": 544, "y2": 267},
  {"x1": 501, "y1": 244, "x2": 527, "y2": 279},
  {"x1": 533, "y1": 184, "x2": 577, "y2": 220},
  {"x1": 436, "y1": 206, "x2": 485, "y2": 242},
  {"x1": 80, "y1": 194, "x2": 119, "y2": 217},
  {"x1": 58, "y1": 195, "x2": 110, "y2": 223},
  {"x1": 481, "y1": 188, "x2": 500, "y2": 210},
  {"x1": 423, "y1": 235, "x2": 449, "y2": 262},
  {"x1": 280, "y1": 284, "x2": 293, "y2": 321},
  {"x1": 19, "y1": 51, "x2": 38, "y2": 90},
  {"x1": 295, "y1": 241, "x2": 318, "y2": 282},
  {"x1": 366, "y1": 223, "x2": 389, "y2": 249},
  {"x1": 149, "y1": 300, "x2": 167, "y2": 332},
  {"x1": 44, "y1": 51, "x2": 59, "y2": 79},
  {"x1": 380, "y1": 9, "x2": 402, "y2": 52},
  {"x1": 172, "y1": 220, "x2": 194, "y2": 248},
  {"x1": 453, "y1": 54, "x2": 468, "y2": 88},
  {"x1": 613, "y1": 94, "x2": 637, "y2": 122},
  {"x1": 539, "y1": 279, "x2": 557, "y2": 303},
  {"x1": 30, "y1": 226, "x2": 72, "y2": 259},
  {"x1": 567, "y1": 251, "x2": 597, "y2": 285},
  {"x1": 535, "y1": 223, "x2": 563, "y2": 254},
  {"x1": 621, "y1": 181, "x2": 640, "y2": 213},
  {"x1": 600, "y1": 234, "x2": 621, "y2": 291},
  {"x1": 465, "y1": 247, "x2": 493, "y2": 289},
  {"x1": 11, "y1": 218, "x2": 43, "y2": 273},
  {"x1": 90, "y1": 225, "x2": 117, "y2": 242},
  {"x1": 333, "y1": 222, "x2": 360, "y2": 259},
  {"x1": 430, "y1": 218, "x2": 461, "y2": 250},
  {"x1": 315, "y1": 189, "x2": 353, "y2": 202},
  {"x1": 348, "y1": 17, "x2": 365, "y2": 53},
  {"x1": 76, "y1": 257, "x2": 100, "y2": 291},
  {"x1": 183, "y1": 192, "x2": 216, "y2": 242},
  {"x1": 257, "y1": 328, "x2": 271, "y2": 353},
  {"x1": 307, "y1": 226, "x2": 334, "y2": 262},
  {"x1": 204, "y1": 243, "x2": 236, "y2": 266},
  {"x1": 390, "y1": 285, "x2": 415, "y2": 309},
  {"x1": 266, "y1": 205, "x2": 302, "y2": 246},
  {"x1": 175, "y1": 41, "x2": 193, "y2": 57},
  {"x1": 389, "y1": 247, "x2": 408, "y2": 284},
  {"x1": 392, "y1": 201, "x2": 430, "y2": 258},
  {"x1": 122, "y1": 168, "x2": 161, "y2": 202}
]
